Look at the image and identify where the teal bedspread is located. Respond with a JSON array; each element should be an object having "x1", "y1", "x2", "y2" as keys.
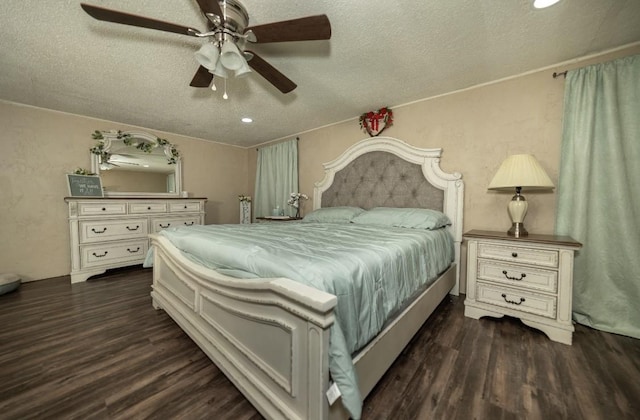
[{"x1": 152, "y1": 222, "x2": 454, "y2": 419}]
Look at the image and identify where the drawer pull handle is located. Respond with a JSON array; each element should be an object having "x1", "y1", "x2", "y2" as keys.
[
  {"x1": 184, "y1": 205, "x2": 188, "y2": 209},
  {"x1": 126, "y1": 225, "x2": 140, "y2": 231},
  {"x1": 147, "y1": 206, "x2": 152, "y2": 210},
  {"x1": 502, "y1": 270, "x2": 526, "y2": 281},
  {"x1": 101, "y1": 207, "x2": 106, "y2": 211},
  {"x1": 501, "y1": 293, "x2": 525, "y2": 305},
  {"x1": 92, "y1": 251, "x2": 108, "y2": 258},
  {"x1": 159, "y1": 223, "x2": 171, "y2": 228},
  {"x1": 127, "y1": 247, "x2": 140, "y2": 253},
  {"x1": 511, "y1": 252, "x2": 518, "y2": 258},
  {"x1": 91, "y1": 227, "x2": 107, "y2": 234},
  {"x1": 184, "y1": 222, "x2": 194, "y2": 226}
]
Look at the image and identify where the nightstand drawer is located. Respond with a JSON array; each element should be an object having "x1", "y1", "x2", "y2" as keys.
[
  {"x1": 476, "y1": 283, "x2": 557, "y2": 319},
  {"x1": 477, "y1": 260, "x2": 558, "y2": 293},
  {"x1": 478, "y1": 243, "x2": 558, "y2": 268}
]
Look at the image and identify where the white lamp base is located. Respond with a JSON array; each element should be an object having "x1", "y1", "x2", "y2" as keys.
[{"x1": 507, "y1": 192, "x2": 528, "y2": 237}]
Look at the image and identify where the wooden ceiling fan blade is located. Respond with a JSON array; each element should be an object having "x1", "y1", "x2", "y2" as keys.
[
  {"x1": 246, "y1": 15, "x2": 331, "y2": 43},
  {"x1": 194, "y1": 0, "x2": 224, "y2": 22},
  {"x1": 190, "y1": 66, "x2": 214, "y2": 88},
  {"x1": 80, "y1": 3, "x2": 201, "y2": 37},
  {"x1": 245, "y1": 51, "x2": 297, "y2": 94}
]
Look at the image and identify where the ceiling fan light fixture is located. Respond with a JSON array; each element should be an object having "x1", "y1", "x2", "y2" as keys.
[
  {"x1": 220, "y1": 40, "x2": 245, "y2": 71},
  {"x1": 212, "y1": 60, "x2": 229, "y2": 78},
  {"x1": 235, "y1": 60, "x2": 252, "y2": 78},
  {"x1": 194, "y1": 43, "x2": 220, "y2": 71}
]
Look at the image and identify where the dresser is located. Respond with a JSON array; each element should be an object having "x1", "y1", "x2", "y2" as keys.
[
  {"x1": 463, "y1": 230, "x2": 581, "y2": 345},
  {"x1": 65, "y1": 197, "x2": 206, "y2": 283}
]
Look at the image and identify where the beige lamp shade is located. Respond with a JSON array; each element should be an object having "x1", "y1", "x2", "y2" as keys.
[
  {"x1": 488, "y1": 154, "x2": 554, "y2": 190},
  {"x1": 488, "y1": 154, "x2": 554, "y2": 237}
]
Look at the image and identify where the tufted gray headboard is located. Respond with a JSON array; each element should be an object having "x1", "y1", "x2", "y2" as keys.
[
  {"x1": 313, "y1": 136, "x2": 464, "y2": 294},
  {"x1": 320, "y1": 151, "x2": 444, "y2": 211}
]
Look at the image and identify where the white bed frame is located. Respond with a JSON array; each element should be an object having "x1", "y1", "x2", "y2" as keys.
[{"x1": 150, "y1": 137, "x2": 464, "y2": 419}]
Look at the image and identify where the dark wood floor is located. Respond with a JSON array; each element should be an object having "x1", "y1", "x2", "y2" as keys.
[{"x1": 1, "y1": 268, "x2": 639, "y2": 420}]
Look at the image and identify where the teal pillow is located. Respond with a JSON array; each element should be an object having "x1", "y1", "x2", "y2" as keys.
[
  {"x1": 350, "y1": 207, "x2": 451, "y2": 230},
  {"x1": 302, "y1": 206, "x2": 365, "y2": 223}
]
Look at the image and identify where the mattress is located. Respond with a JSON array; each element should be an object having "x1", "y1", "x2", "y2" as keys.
[{"x1": 150, "y1": 221, "x2": 454, "y2": 417}]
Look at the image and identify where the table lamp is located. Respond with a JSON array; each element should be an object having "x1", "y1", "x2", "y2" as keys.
[{"x1": 488, "y1": 154, "x2": 554, "y2": 237}]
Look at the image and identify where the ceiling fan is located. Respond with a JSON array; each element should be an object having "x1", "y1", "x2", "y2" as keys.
[{"x1": 80, "y1": 0, "x2": 332, "y2": 94}]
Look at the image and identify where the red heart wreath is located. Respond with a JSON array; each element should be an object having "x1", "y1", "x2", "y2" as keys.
[{"x1": 359, "y1": 107, "x2": 394, "y2": 137}]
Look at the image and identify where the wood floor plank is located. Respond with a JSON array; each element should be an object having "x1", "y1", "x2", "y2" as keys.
[{"x1": 1, "y1": 267, "x2": 639, "y2": 419}]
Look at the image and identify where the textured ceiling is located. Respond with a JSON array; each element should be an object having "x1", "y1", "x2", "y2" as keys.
[{"x1": 1, "y1": 0, "x2": 639, "y2": 147}]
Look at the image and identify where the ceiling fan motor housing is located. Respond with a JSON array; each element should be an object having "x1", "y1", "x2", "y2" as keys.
[{"x1": 214, "y1": 0, "x2": 249, "y2": 34}]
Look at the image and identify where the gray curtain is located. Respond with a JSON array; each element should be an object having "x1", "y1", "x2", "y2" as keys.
[
  {"x1": 254, "y1": 139, "x2": 299, "y2": 219},
  {"x1": 556, "y1": 54, "x2": 640, "y2": 339}
]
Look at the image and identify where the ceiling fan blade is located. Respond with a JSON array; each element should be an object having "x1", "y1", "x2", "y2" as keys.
[
  {"x1": 80, "y1": 3, "x2": 201, "y2": 37},
  {"x1": 190, "y1": 65, "x2": 214, "y2": 88},
  {"x1": 194, "y1": 0, "x2": 224, "y2": 22},
  {"x1": 245, "y1": 51, "x2": 297, "y2": 94},
  {"x1": 246, "y1": 15, "x2": 331, "y2": 43}
]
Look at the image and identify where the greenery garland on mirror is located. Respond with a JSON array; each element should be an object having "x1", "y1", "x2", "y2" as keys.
[{"x1": 90, "y1": 130, "x2": 180, "y2": 165}]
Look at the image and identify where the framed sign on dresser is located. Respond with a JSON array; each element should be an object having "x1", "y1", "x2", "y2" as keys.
[
  {"x1": 463, "y1": 230, "x2": 581, "y2": 345},
  {"x1": 65, "y1": 197, "x2": 206, "y2": 283}
]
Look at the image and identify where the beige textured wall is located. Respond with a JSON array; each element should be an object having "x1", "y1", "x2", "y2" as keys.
[
  {"x1": 0, "y1": 102, "x2": 248, "y2": 281},
  {"x1": 3, "y1": 45, "x2": 637, "y2": 283},
  {"x1": 248, "y1": 45, "x2": 640, "y2": 292}
]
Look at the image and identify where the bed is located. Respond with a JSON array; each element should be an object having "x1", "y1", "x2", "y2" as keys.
[{"x1": 148, "y1": 136, "x2": 464, "y2": 419}]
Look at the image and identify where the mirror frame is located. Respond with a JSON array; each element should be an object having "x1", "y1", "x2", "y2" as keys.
[{"x1": 90, "y1": 130, "x2": 183, "y2": 197}]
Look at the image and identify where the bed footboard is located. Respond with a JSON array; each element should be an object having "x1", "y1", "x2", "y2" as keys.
[{"x1": 150, "y1": 234, "x2": 338, "y2": 420}]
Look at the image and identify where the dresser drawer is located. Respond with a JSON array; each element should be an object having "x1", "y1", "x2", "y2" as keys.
[
  {"x1": 81, "y1": 240, "x2": 149, "y2": 268},
  {"x1": 477, "y1": 260, "x2": 558, "y2": 293},
  {"x1": 78, "y1": 202, "x2": 127, "y2": 216},
  {"x1": 129, "y1": 202, "x2": 168, "y2": 214},
  {"x1": 478, "y1": 243, "x2": 558, "y2": 268},
  {"x1": 79, "y1": 218, "x2": 148, "y2": 244},
  {"x1": 151, "y1": 216, "x2": 200, "y2": 233},
  {"x1": 169, "y1": 202, "x2": 201, "y2": 212},
  {"x1": 476, "y1": 282, "x2": 557, "y2": 319}
]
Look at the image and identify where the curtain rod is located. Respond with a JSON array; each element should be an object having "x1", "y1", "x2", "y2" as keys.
[
  {"x1": 553, "y1": 71, "x2": 568, "y2": 79},
  {"x1": 256, "y1": 136, "x2": 299, "y2": 151}
]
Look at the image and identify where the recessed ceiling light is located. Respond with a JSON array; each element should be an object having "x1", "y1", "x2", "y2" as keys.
[
  {"x1": 241, "y1": 117, "x2": 253, "y2": 123},
  {"x1": 533, "y1": 0, "x2": 561, "y2": 9}
]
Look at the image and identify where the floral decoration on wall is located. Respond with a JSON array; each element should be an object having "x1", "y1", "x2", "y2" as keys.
[{"x1": 358, "y1": 107, "x2": 394, "y2": 137}]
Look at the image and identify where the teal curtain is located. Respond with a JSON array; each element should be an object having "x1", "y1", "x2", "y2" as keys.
[
  {"x1": 254, "y1": 139, "x2": 299, "y2": 220},
  {"x1": 556, "y1": 54, "x2": 640, "y2": 339}
]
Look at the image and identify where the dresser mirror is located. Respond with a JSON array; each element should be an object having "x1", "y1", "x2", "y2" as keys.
[{"x1": 90, "y1": 130, "x2": 182, "y2": 197}]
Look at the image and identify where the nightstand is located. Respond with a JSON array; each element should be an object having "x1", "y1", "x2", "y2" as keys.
[{"x1": 463, "y1": 230, "x2": 581, "y2": 345}]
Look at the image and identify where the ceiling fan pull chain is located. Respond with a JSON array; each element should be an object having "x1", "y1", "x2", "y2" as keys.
[{"x1": 223, "y1": 78, "x2": 229, "y2": 100}]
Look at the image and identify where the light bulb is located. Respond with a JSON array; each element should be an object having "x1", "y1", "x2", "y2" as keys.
[{"x1": 223, "y1": 91, "x2": 228, "y2": 100}]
